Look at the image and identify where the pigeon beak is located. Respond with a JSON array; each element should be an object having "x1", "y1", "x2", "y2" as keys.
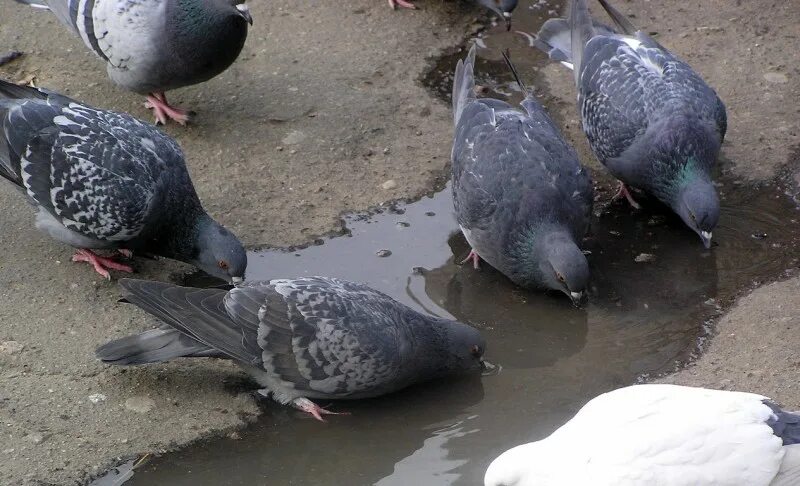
[
  {"x1": 700, "y1": 231, "x2": 713, "y2": 249},
  {"x1": 236, "y1": 4, "x2": 253, "y2": 25},
  {"x1": 488, "y1": 6, "x2": 512, "y2": 30},
  {"x1": 231, "y1": 276, "x2": 244, "y2": 286},
  {"x1": 569, "y1": 291, "x2": 585, "y2": 307}
]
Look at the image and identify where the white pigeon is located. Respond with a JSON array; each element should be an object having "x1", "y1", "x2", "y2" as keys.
[{"x1": 485, "y1": 384, "x2": 800, "y2": 486}]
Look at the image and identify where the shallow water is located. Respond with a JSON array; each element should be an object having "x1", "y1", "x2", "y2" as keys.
[{"x1": 117, "y1": 2, "x2": 800, "y2": 485}]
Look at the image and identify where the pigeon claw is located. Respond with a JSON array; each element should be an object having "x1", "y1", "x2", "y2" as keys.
[
  {"x1": 611, "y1": 182, "x2": 641, "y2": 210},
  {"x1": 388, "y1": 0, "x2": 416, "y2": 9},
  {"x1": 291, "y1": 397, "x2": 349, "y2": 422},
  {"x1": 144, "y1": 92, "x2": 195, "y2": 126},
  {"x1": 460, "y1": 249, "x2": 481, "y2": 270},
  {"x1": 71, "y1": 249, "x2": 134, "y2": 280}
]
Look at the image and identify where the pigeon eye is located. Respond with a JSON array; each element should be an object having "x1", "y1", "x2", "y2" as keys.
[
  {"x1": 218, "y1": 260, "x2": 229, "y2": 270},
  {"x1": 471, "y1": 345, "x2": 482, "y2": 357},
  {"x1": 690, "y1": 212, "x2": 697, "y2": 222},
  {"x1": 556, "y1": 272, "x2": 566, "y2": 283}
]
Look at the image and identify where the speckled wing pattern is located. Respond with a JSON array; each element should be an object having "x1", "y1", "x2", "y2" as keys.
[
  {"x1": 225, "y1": 277, "x2": 408, "y2": 398},
  {"x1": 0, "y1": 86, "x2": 182, "y2": 242},
  {"x1": 578, "y1": 33, "x2": 727, "y2": 164}
]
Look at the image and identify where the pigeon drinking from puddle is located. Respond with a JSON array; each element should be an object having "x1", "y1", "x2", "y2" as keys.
[
  {"x1": 13, "y1": 0, "x2": 252, "y2": 125},
  {"x1": 96, "y1": 277, "x2": 486, "y2": 421},
  {"x1": 485, "y1": 384, "x2": 800, "y2": 486},
  {"x1": 528, "y1": 0, "x2": 726, "y2": 249},
  {"x1": 0, "y1": 80, "x2": 246, "y2": 281},
  {"x1": 451, "y1": 45, "x2": 593, "y2": 304}
]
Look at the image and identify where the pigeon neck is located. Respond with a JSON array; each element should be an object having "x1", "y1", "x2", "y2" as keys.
[
  {"x1": 655, "y1": 156, "x2": 711, "y2": 206},
  {"x1": 509, "y1": 224, "x2": 572, "y2": 285}
]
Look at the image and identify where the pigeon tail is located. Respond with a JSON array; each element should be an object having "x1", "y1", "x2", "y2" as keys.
[
  {"x1": 452, "y1": 44, "x2": 478, "y2": 125},
  {"x1": 95, "y1": 326, "x2": 221, "y2": 365},
  {"x1": 12, "y1": 0, "x2": 49, "y2": 8},
  {"x1": 596, "y1": 0, "x2": 638, "y2": 35},
  {"x1": 569, "y1": 0, "x2": 595, "y2": 84}
]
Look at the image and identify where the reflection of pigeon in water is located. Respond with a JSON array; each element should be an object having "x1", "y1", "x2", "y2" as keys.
[
  {"x1": 388, "y1": 0, "x2": 517, "y2": 30},
  {"x1": 486, "y1": 384, "x2": 800, "y2": 486},
  {"x1": 13, "y1": 0, "x2": 252, "y2": 125},
  {"x1": 531, "y1": 0, "x2": 727, "y2": 248},
  {"x1": 451, "y1": 45, "x2": 593, "y2": 304},
  {"x1": 96, "y1": 277, "x2": 486, "y2": 421},
  {"x1": 0, "y1": 80, "x2": 246, "y2": 281}
]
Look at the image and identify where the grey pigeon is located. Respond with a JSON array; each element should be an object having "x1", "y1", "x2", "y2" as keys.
[
  {"x1": 0, "y1": 79, "x2": 246, "y2": 281},
  {"x1": 14, "y1": 0, "x2": 253, "y2": 125},
  {"x1": 388, "y1": 0, "x2": 517, "y2": 30},
  {"x1": 96, "y1": 277, "x2": 486, "y2": 421},
  {"x1": 451, "y1": 46, "x2": 593, "y2": 305},
  {"x1": 531, "y1": 0, "x2": 727, "y2": 248}
]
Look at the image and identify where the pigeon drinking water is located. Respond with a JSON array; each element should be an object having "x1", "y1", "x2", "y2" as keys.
[
  {"x1": 451, "y1": 45, "x2": 593, "y2": 304},
  {"x1": 485, "y1": 384, "x2": 800, "y2": 486},
  {"x1": 528, "y1": 0, "x2": 727, "y2": 248},
  {"x1": 13, "y1": 0, "x2": 253, "y2": 125},
  {"x1": 0, "y1": 80, "x2": 246, "y2": 281},
  {"x1": 96, "y1": 277, "x2": 487, "y2": 421}
]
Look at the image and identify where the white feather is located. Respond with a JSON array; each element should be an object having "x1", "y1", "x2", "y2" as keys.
[{"x1": 485, "y1": 384, "x2": 789, "y2": 486}]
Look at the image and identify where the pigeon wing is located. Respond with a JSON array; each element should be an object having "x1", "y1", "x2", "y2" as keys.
[{"x1": 229, "y1": 277, "x2": 407, "y2": 399}]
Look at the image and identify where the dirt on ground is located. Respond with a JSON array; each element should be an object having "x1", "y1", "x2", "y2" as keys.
[{"x1": 0, "y1": 0, "x2": 798, "y2": 484}]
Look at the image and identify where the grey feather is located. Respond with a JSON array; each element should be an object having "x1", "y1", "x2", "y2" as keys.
[
  {"x1": 14, "y1": 0, "x2": 251, "y2": 95},
  {"x1": 0, "y1": 79, "x2": 246, "y2": 281},
  {"x1": 451, "y1": 46, "x2": 592, "y2": 300},
  {"x1": 97, "y1": 278, "x2": 486, "y2": 406},
  {"x1": 533, "y1": 0, "x2": 727, "y2": 247}
]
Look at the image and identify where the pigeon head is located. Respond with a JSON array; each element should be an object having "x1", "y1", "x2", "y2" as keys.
[
  {"x1": 192, "y1": 216, "x2": 247, "y2": 284},
  {"x1": 474, "y1": 0, "x2": 517, "y2": 30},
  {"x1": 674, "y1": 178, "x2": 719, "y2": 249},
  {"x1": 434, "y1": 320, "x2": 487, "y2": 375},
  {"x1": 510, "y1": 227, "x2": 589, "y2": 305}
]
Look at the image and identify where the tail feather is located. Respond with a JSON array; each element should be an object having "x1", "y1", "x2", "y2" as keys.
[
  {"x1": 773, "y1": 444, "x2": 800, "y2": 486},
  {"x1": 569, "y1": 0, "x2": 595, "y2": 84},
  {"x1": 96, "y1": 327, "x2": 221, "y2": 365},
  {"x1": 532, "y1": 12, "x2": 615, "y2": 70},
  {"x1": 452, "y1": 44, "x2": 478, "y2": 125},
  {"x1": 96, "y1": 279, "x2": 261, "y2": 366},
  {"x1": 596, "y1": 0, "x2": 637, "y2": 35}
]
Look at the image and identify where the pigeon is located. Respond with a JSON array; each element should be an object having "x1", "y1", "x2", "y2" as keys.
[
  {"x1": 0, "y1": 79, "x2": 246, "y2": 281},
  {"x1": 13, "y1": 0, "x2": 253, "y2": 125},
  {"x1": 529, "y1": 0, "x2": 727, "y2": 249},
  {"x1": 0, "y1": 51, "x2": 24, "y2": 67},
  {"x1": 96, "y1": 277, "x2": 487, "y2": 421},
  {"x1": 451, "y1": 45, "x2": 593, "y2": 305},
  {"x1": 388, "y1": 0, "x2": 517, "y2": 30},
  {"x1": 485, "y1": 384, "x2": 800, "y2": 486}
]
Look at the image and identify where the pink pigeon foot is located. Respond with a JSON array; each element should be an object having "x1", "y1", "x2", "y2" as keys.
[
  {"x1": 461, "y1": 249, "x2": 481, "y2": 270},
  {"x1": 71, "y1": 249, "x2": 134, "y2": 280},
  {"x1": 144, "y1": 92, "x2": 194, "y2": 126},
  {"x1": 612, "y1": 182, "x2": 641, "y2": 210},
  {"x1": 388, "y1": 0, "x2": 416, "y2": 9},
  {"x1": 291, "y1": 397, "x2": 349, "y2": 422}
]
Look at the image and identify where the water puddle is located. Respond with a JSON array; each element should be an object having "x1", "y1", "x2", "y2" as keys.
[{"x1": 105, "y1": 2, "x2": 800, "y2": 485}]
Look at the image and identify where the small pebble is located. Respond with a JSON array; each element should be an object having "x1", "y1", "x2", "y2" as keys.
[
  {"x1": 634, "y1": 253, "x2": 656, "y2": 263},
  {"x1": 0, "y1": 341, "x2": 23, "y2": 354},
  {"x1": 88, "y1": 393, "x2": 107, "y2": 404},
  {"x1": 376, "y1": 249, "x2": 392, "y2": 258},
  {"x1": 381, "y1": 180, "x2": 397, "y2": 190}
]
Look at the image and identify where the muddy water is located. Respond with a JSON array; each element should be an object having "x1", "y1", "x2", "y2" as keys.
[{"x1": 120, "y1": 3, "x2": 800, "y2": 485}]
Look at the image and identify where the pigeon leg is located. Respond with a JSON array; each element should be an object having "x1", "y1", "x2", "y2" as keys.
[
  {"x1": 291, "y1": 397, "x2": 349, "y2": 422},
  {"x1": 612, "y1": 182, "x2": 641, "y2": 210},
  {"x1": 388, "y1": 0, "x2": 416, "y2": 9},
  {"x1": 71, "y1": 249, "x2": 134, "y2": 280},
  {"x1": 117, "y1": 249, "x2": 133, "y2": 259},
  {"x1": 460, "y1": 249, "x2": 481, "y2": 270},
  {"x1": 144, "y1": 92, "x2": 194, "y2": 126}
]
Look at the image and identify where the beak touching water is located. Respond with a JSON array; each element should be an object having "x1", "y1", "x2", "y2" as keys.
[
  {"x1": 236, "y1": 4, "x2": 253, "y2": 25},
  {"x1": 700, "y1": 231, "x2": 712, "y2": 249},
  {"x1": 569, "y1": 291, "x2": 584, "y2": 307}
]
